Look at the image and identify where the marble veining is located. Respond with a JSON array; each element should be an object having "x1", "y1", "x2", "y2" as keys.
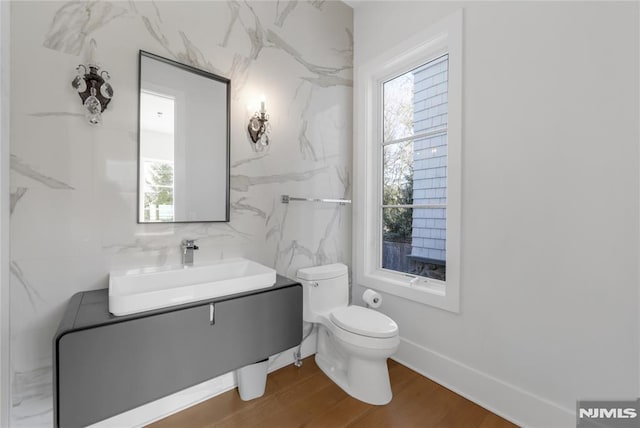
[
  {"x1": 10, "y1": 187, "x2": 27, "y2": 215},
  {"x1": 295, "y1": 83, "x2": 318, "y2": 160},
  {"x1": 227, "y1": 54, "x2": 252, "y2": 97},
  {"x1": 275, "y1": 0, "x2": 298, "y2": 27},
  {"x1": 43, "y1": 1, "x2": 128, "y2": 55},
  {"x1": 231, "y1": 197, "x2": 268, "y2": 219},
  {"x1": 231, "y1": 153, "x2": 270, "y2": 168},
  {"x1": 274, "y1": 205, "x2": 343, "y2": 275},
  {"x1": 140, "y1": 15, "x2": 173, "y2": 57},
  {"x1": 176, "y1": 30, "x2": 226, "y2": 77},
  {"x1": 265, "y1": 224, "x2": 280, "y2": 242},
  {"x1": 140, "y1": 11, "x2": 251, "y2": 96},
  {"x1": 311, "y1": 1, "x2": 326, "y2": 11},
  {"x1": 11, "y1": 366, "x2": 52, "y2": 428},
  {"x1": 293, "y1": 83, "x2": 345, "y2": 163},
  {"x1": 219, "y1": 1, "x2": 352, "y2": 88},
  {"x1": 11, "y1": 0, "x2": 352, "y2": 425},
  {"x1": 266, "y1": 29, "x2": 353, "y2": 86},
  {"x1": 231, "y1": 167, "x2": 328, "y2": 192},
  {"x1": 150, "y1": 0, "x2": 163, "y2": 23},
  {"x1": 127, "y1": 0, "x2": 139, "y2": 14},
  {"x1": 277, "y1": 166, "x2": 350, "y2": 273},
  {"x1": 301, "y1": 73, "x2": 353, "y2": 88},
  {"x1": 242, "y1": 2, "x2": 268, "y2": 60},
  {"x1": 102, "y1": 237, "x2": 182, "y2": 255},
  {"x1": 220, "y1": 1, "x2": 241, "y2": 48},
  {"x1": 10, "y1": 261, "x2": 44, "y2": 311},
  {"x1": 335, "y1": 28, "x2": 354, "y2": 64},
  {"x1": 219, "y1": 222, "x2": 254, "y2": 239},
  {"x1": 103, "y1": 223, "x2": 252, "y2": 255},
  {"x1": 299, "y1": 120, "x2": 318, "y2": 161},
  {"x1": 336, "y1": 166, "x2": 351, "y2": 195},
  {"x1": 270, "y1": 204, "x2": 290, "y2": 265},
  {"x1": 10, "y1": 155, "x2": 74, "y2": 190}
]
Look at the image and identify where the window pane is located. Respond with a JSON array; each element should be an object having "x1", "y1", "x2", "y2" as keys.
[
  {"x1": 382, "y1": 207, "x2": 413, "y2": 272},
  {"x1": 383, "y1": 54, "x2": 448, "y2": 143},
  {"x1": 382, "y1": 207, "x2": 446, "y2": 280},
  {"x1": 383, "y1": 71, "x2": 414, "y2": 142},
  {"x1": 383, "y1": 141, "x2": 413, "y2": 205}
]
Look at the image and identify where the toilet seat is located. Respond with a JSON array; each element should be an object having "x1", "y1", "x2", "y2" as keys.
[{"x1": 330, "y1": 306, "x2": 398, "y2": 338}]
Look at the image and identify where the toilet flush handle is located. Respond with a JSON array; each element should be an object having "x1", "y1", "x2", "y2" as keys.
[{"x1": 309, "y1": 281, "x2": 319, "y2": 287}]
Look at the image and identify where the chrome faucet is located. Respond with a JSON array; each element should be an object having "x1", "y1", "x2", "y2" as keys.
[{"x1": 181, "y1": 239, "x2": 199, "y2": 267}]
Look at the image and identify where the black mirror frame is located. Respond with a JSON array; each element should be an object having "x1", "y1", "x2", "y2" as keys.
[{"x1": 136, "y1": 50, "x2": 231, "y2": 224}]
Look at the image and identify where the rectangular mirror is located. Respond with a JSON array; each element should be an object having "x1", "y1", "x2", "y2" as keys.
[{"x1": 138, "y1": 51, "x2": 230, "y2": 223}]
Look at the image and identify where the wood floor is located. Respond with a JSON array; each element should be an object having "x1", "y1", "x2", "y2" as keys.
[{"x1": 148, "y1": 357, "x2": 517, "y2": 428}]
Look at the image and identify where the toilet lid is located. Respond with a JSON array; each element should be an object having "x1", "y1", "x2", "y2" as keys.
[{"x1": 330, "y1": 306, "x2": 398, "y2": 338}]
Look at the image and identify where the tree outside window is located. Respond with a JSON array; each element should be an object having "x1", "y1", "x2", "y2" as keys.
[{"x1": 143, "y1": 160, "x2": 175, "y2": 222}]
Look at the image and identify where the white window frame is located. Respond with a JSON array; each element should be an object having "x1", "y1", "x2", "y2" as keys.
[{"x1": 354, "y1": 10, "x2": 462, "y2": 312}]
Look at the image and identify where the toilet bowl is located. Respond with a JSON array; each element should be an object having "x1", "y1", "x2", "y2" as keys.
[{"x1": 296, "y1": 263, "x2": 399, "y2": 405}]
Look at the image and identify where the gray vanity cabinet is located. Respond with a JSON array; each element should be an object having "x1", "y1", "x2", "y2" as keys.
[{"x1": 54, "y1": 277, "x2": 302, "y2": 428}]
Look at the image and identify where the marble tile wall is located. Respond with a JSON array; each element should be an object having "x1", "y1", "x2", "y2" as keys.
[{"x1": 9, "y1": 1, "x2": 352, "y2": 425}]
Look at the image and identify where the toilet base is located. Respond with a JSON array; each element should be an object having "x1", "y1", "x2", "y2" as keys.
[
  {"x1": 315, "y1": 352, "x2": 393, "y2": 405},
  {"x1": 315, "y1": 325, "x2": 394, "y2": 405}
]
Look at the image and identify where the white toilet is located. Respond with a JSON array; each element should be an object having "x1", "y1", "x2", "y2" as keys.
[{"x1": 296, "y1": 263, "x2": 399, "y2": 405}]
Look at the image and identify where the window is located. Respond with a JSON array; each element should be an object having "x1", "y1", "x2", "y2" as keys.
[
  {"x1": 382, "y1": 55, "x2": 449, "y2": 281},
  {"x1": 355, "y1": 11, "x2": 462, "y2": 312}
]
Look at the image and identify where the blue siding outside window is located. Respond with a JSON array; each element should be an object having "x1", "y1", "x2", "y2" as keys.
[{"x1": 411, "y1": 55, "x2": 448, "y2": 263}]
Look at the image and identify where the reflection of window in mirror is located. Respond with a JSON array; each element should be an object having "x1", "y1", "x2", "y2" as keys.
[
  {"x1": 141, "y1": 159, "x2": 175, "y2": 222},
  {"x1": 139, "y1": 90, "x2": 176, "y2": 222}
]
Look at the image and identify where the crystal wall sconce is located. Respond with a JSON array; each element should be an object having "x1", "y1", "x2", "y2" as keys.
[
  {"x1": 71, "y1": 40, "x2": 113, "y2": 124},
  {"x1": 247, "y1": 96, "x2": 270, "y2": 151}
]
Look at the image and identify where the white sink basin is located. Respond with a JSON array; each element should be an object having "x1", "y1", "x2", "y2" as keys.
[{"x1": 109, "y1": 258, "x2": 276, "y2": 316}]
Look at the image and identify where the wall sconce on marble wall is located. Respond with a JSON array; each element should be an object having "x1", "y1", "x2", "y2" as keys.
[
  {"x1": 247, "y1": 95, "x2": 270, "y2": 151},
  {"x1": 71, "y1": 39, "x2": 113, "y2": 125}
]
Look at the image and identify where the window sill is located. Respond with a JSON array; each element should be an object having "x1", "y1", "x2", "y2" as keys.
[{"x1": 360, "y1": 269, "x2": 459, "y2": 313}]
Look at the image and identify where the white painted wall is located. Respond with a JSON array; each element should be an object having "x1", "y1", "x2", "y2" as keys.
[{"x1": 353, "y1": 2, "x2": 639, "y2": 426}]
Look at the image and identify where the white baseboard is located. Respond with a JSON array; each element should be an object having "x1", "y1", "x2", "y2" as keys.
[
  {"x1": 392, "y1": 337, "x2": 575, "y2": 428},
  {"x1": 90, "y1": 332, "x2": 318, "y2": 428}
]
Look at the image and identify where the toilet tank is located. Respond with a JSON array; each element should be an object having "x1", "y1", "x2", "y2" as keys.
[{"x1": 296, "y1": 263, "x2": 349, "y2": 323}]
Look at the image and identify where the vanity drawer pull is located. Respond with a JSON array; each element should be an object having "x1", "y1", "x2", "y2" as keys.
[{"x1": 209, "y1": 303, "x2": 215, "y2": 325}]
